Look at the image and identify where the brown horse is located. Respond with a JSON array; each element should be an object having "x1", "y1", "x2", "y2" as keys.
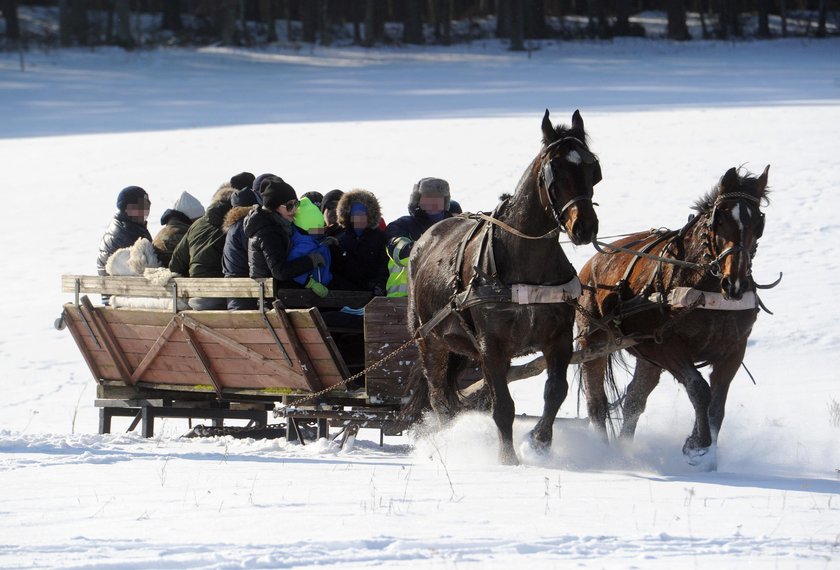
[
  {"x1": 405, "y1": 109, "x2": 601, "y2": 465},
  {"x1": 576, "y1": 165, "x2": 771, "y2": 467}
]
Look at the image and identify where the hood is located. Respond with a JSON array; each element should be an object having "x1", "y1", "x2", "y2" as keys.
[
  {"x1": 170, "y1": 190, "x2": 205, "y2": 221},
  {"x1": 203, "y1": 183, "x2": 235, "y2": 227},
  {"x1": 222, "y1": 206, "x2": 253, "y2": 233},
  {"x1": 337, "y1": 188, "x2": 382, "y2": 230},
  {"x1": 293, "y1": 197, "x2": 325, "y2": 232}
]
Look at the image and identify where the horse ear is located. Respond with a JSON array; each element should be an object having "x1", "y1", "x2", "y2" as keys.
[
  {"x1": 571, "y1": 109, "x2": 584, "y2": 133},
  {"x1": 756, "y1": 164, "x2": 770, "y2": 195},
  {"x1": 541, "y1": 109, "x2": 556, "y2": 145},
  {"x1": 721, "y1": 167, "x2": 739, "y2": 193}
]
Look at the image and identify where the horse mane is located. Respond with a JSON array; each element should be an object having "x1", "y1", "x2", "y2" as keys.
[{"x1": 691, "y1": 168, "x2": 771, "y2": 214}]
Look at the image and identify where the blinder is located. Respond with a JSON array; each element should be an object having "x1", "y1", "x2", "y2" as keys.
[{"x1": 538, "y1": 136, "x2": 602, "y2": 230}]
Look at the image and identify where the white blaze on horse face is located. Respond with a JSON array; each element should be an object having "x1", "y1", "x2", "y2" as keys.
[{"x1": 566, "y1": 150, "x2": 582, "y2": 165}]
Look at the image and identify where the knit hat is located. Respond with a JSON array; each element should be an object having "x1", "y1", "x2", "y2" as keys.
[
  {"x1": 260, "y1": 176, "x2": 297, "y2": 210},
  {"x1": 171, "y1": 191, "x2": 205, "y2": 220},
  {"x1": 231, "y1": 187, "x2": 259, "y2": 208},
  {"x1": 230, "y1": 172, "x2": 256, "y2": 191},
  {"x1": 410, "y1": 177, "x2": 450, "y2": 212},
  {"x1": 321, "y1": 189, "x2": 344, "y2": 213},
  {"x1": 449, "y1": 199, "x2": 462, "y2": 214},
  {"x1": 116, "y1": 186, "x2": 149, "y2": 211},
  {"x1": 251, "y1": 173, "x2": 277, "y2": 206},
  {"x1": 293, "y1": 197, "x2": 325, "y2": 232},
  {"x1": 302, "y1": 191, "x2": 324, "y2": 209}
]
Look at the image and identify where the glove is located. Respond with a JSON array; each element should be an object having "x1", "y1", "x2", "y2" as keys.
[
  {"x1": 308, "y1": 252, "x2": 326, "y2": 269},
  {"x1": 321, "y1": 236, "x2": 340, "y2": 248},
  {"x1": 305, "y1": 276, "x2": 329, "y2": 298}
]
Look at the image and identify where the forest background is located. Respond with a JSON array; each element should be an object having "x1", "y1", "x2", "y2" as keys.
[{"x1": 1, "y1": 0, "x2": 838, "y2": 52}]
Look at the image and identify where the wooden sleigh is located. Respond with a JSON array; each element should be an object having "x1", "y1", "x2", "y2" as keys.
[{"x1": 59, "y1": 275, "x2": 417, "y2": 442}]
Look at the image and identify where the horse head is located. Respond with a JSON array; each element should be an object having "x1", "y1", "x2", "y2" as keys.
[
  {"x1": 696, "y1": 165, "x2": 770, "y2": 300},
  {"x1": 537, "y1": 109, "x2": 601, "y2": 245}
]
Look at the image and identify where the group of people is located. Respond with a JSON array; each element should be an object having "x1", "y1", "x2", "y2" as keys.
[{"x1": 96, "y1": 172, "x2": 462, "y2": 311}]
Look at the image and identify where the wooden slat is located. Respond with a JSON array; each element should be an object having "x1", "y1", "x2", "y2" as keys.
[
  {"x1": 272, "y1": 303, "x2": 323, "y2": 392},
  {"x1": 61, "y1": 275, "x2": 271, "y2": 299},
  {"x1": 130, "y1": 318, "x2": 178, "y2": 383},
  {"x1": 180, "y1": 322, "x2": 224, "y2": 397},
  {"x1": 276, "y1": 289, "x2": 372, "y2": 309},
  {"x1": 80, "y1": 296, "x2": 135, "y2": 385},
  {"x1": 62, "y1": 305, "x2": 104, "y2": 382}
]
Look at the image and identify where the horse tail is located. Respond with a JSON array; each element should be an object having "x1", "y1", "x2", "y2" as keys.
[
  {"x1": 397, "y1": 363, "x2": 430, "y2": 429},
  {"x1": 603, "y1": 350, "x2": 629, "y2": 438}
]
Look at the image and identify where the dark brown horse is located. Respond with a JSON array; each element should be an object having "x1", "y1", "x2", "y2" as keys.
[
  {"x1": 405, "y1": 109, "x2": 601, "y2": 465},
  {"x1": 576, "y1": 165, "x2": 771, "y2": 467}
]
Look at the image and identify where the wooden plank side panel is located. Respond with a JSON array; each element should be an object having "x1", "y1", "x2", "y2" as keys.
[
  {"x1": 62, "y1": 275, "x2": 270, "y2": 299},
  {"x1": 364, "y1": 297, "x2": 413, "y2": 401}
]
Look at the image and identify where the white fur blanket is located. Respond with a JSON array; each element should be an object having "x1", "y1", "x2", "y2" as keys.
[{"x1": 105, "y1": 238, "x2": 187, "y2": 310}]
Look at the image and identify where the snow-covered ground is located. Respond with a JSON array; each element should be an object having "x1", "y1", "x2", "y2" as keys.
[{"x1": 1, "y1": 37, "x2": 839, "y2": 568}]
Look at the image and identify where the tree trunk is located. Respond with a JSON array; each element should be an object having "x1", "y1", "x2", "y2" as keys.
[
  {"x1": 614, "y1": 0, "x2": 630, "y2": 36},
  {"x1": 756, "y1": 0, "x2": 770, "y2": 37},
  {"x1": 362, "y1": 0, "x2": 384, "y2": 46},
  {"x1": 115, "y1": 0, "x2": 133, "y2": 47},
  {"x1": 302, "y1": 0, "x2": 318, "y2": 42},
  {"x1": 524, "y1": 0, "x2": 546, "y2": 39},
  {"x1": 816, "y1": 0, "x2": 827, "y2": 38},
  {"x1": 586, "y1": 0, "x2": 605, "y2": 38},
  {"x1": 496, "y1": 0, "x2": 510, "y2": 38},
  {"x1": 219, "y1": 0, "x2": 238, "y2": 45},
  {"x1": 666, "y1": 0, "x2": 690, "y2": 40},
  {"x1": 352, "y1": 0, "x2": 361, "y2": 44},
  {"x1": 162, "y1": 0, "x2": 183, "y2": 31},
  {"x1": 61, "y1": 0, "x2": 88, "y2": 46},
  {"x1": 403, "y1": 0, "x2": 424, "y2": 44},
  {"x1": 509, "y1": 0, "x2": 524, "y2": 50},
  {"x1": 780, "y1": 0, "x2": 787, "y2": 38},
  {"x1": 2, "y1": 0, "x2": 20, "y2": 41}
]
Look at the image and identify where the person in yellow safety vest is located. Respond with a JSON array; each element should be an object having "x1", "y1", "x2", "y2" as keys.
[{"x1": 385, "y1": 177, "x2": 453, "y2": 297}]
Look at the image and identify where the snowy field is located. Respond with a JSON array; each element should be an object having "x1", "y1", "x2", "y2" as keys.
[{"x1": 1, "y1": 36, "x2": 840, "y2": 568}]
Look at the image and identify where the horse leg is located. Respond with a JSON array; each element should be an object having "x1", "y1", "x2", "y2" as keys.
[
  {"x1": 529, "y1": 341, "x2": 572, "y2": 451},
  {"x1": 580, "y1": 354, "x2": 609, "y2": 443},
  {"x1": 481, "y1": 342, "x2": 517, "y2": 465},
  {"x1": 418, "y1": 339, "x2": 457, "y2": 421},
  {"x1": 619, "y1": 358, "x2": 662, "y2": 441},
  {"x1": 672, "y1": 363, "x2": 713, "y2": 459},
  {"x1": 708, "y1": 342, "x2": 747, "y2": 445}
]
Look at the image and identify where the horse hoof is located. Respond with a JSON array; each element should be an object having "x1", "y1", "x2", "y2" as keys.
[
  {"x1": 528, "y1": 431, "x2": 552, "y2": 454},
  {"x1": 684, "y1": 445, "x2": 718, "y2": 471}
]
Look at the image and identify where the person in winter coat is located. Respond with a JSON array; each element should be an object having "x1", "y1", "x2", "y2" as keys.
[
  {"x1": 97, "y1": 186, "x2": 155, "y2": 304},
  {"x1": 331, "y1": 189, "x2": 388, "y2": 296},
  {"x1": 169, "y1": 182, "x2": 235, "y2": 310},
  {"x1": 244, "y1": 176, "x2": 326, "y2": 299},
  {"x1": 286, "y1": 197, "x2": 333, "y2": 297},
  {"x1": 230, "y1": 171, "x2": 255, "y2": 192},
  {"x1": 385, "y1": 177, "x2": 453, "y2": 297},
  {"x1": 222, "y1": 186, "x2": 260, "y2": 310},
  {"x1": 152, "y1": 191, "x2": 205, "y2": 267},
  {"x1": 321, "y1": 189, "x2": 344, "y2": 238}
]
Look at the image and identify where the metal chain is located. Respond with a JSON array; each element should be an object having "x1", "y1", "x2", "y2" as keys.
[{"x1": 283, "y1": 334, "x2": 419, "y2": 406}]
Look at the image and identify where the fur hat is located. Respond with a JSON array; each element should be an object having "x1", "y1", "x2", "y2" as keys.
[
  {"x1": 209, "y1": 182, "x2": 236, "y2": 207},
  {"x1": 337, "y1": 189, "x2": 382, "y2": 230},
  {"x1": 261, "y1": 176, "x2": 297, "y2": 210},
  {"x1": 171, "y1": 191, "x2": 205, "y2": 221},
  {"x1": 409, "y1": 177, "x2": 450, "y2": 212},
  {"x1": 105, "y1": 238, "x2": 161, "y2": 276},
  {"x1": 231, "y1": 187, "x2": 259, "y2": 208},
  {"x1": 293, "y1": 197, "x2": 325, "y2": 232},
  {"x1": 116, "y1": 186, "x2": 149, "y2": 211},
  {"x1": 230, "y1": 172, "x2": 255, "y2": 191},
  {"x1": 321, "y1": 189, "x2": 344, "y2": 213}
]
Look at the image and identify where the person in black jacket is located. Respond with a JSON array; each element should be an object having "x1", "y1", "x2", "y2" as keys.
[
  {"x1": 330, "y1": 189, "x2": 388, "y2": 296},
  {"x1": 243, "y1": 176, "x2": 325, "y2": 299},
  {"x1": 97, "y1": 186, "x2": 155, "y2": 304},
  {"x1": 223, "y1": 186, "x2": 260, "y2": 310},
  {"x1": 384, "y1": 177, "x2": 452, "y2": 297}
]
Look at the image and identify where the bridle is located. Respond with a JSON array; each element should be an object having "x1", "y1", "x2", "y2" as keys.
[
  {"x1": 537, "y1": 137, "x2": 602, "y2": 231},
  {"x1": 703, "y1": 192, "x2": 764, "y2": 278}
]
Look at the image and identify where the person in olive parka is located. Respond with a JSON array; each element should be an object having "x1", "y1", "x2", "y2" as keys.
[
  {"x1": 244, "y1": 176, "x2": 326, "y2": 298},
  {"x1": 169, "y1": 181, "x2": 236, "y2": 310}
]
